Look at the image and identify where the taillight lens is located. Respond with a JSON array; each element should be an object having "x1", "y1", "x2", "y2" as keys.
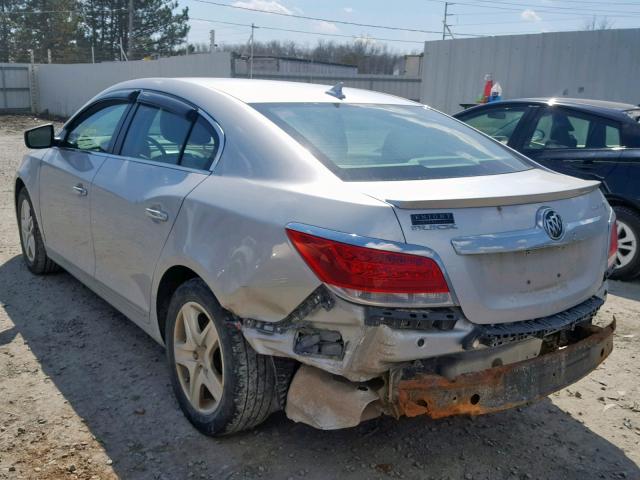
[
  {"x1": 286, "y1": 228, "x2": 450, "y2": 306},
  {"x1": 608, "y1": 221, "x2": 618, "y2": 268}
]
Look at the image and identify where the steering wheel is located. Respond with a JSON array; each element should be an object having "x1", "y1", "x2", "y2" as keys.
[{"x1": 145, "y1": 136, "x2": 167, "y2": 159}]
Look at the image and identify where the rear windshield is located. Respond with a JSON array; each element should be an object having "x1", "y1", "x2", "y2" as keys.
[{"x1": 252, "y1": 103, "x2": 533, "y2": 181}]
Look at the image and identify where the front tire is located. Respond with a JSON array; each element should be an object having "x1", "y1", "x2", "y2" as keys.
[
  {"x1": 165, "y1": 278, "x2": 277, "y2": 436},
  {"x1": 16, "y1": 188, "x2": 59, "y2": 275},
  {"x1": 610, "y1": 206, "x2": 640, "y2": 281}
]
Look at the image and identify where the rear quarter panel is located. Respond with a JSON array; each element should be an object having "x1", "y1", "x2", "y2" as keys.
[{"x1": 152, "y1": 174, "x2": 404, "y2": 333}]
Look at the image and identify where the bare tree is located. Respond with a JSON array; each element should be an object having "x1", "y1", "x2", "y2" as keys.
[
  {"x1": 220, "y1": 39, "x2": 408, "y2": 74},
  {"x1": 583, "y1": 16, "x2": 614, "y2": 31}
]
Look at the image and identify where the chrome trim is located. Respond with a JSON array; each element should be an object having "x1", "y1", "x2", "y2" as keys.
[
  {"x1": 285, "y1": 222, "x2": 457, "y2": 307},
  {"x1": 451, "y1": 213, "x2": 605, "y2": 255},
  {"x1": 107, "y1": 154, "x2": 213, "y2": 175},
  {"x1": 72, "y1": 184, "x2": 88, "y2": 196},
  {"x1": 145, "y1": 207, "x2": 169, "y2": 222},
  {"x1": 198, "y1": 108, "x2": 226, "y2": 173}
]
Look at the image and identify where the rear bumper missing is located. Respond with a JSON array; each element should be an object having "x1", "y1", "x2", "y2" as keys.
[{"x1": 390, "y1": 320, "x2": 615, "y2": 419}]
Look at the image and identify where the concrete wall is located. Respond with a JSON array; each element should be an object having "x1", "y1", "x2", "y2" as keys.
[
  {"x1": 421, "y1": 28, "x2": 640, "y2": 114},
  {"x1": 35, "y1": 52, "x2": 231, "y2": 117},
  {"x1": 234, "y1": 72, "x2": 422, "y2": 102}
]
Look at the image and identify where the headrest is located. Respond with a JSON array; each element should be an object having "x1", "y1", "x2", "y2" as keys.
[
  {"x1": 159, "y1": 110, "x2": 188, "y2": 143},
  {"x1": 551, "y1": 114, "x2": 574, "y2": 132},
  {"x1": 189, "y1": 120, "x2": 214, "y2": 145}
]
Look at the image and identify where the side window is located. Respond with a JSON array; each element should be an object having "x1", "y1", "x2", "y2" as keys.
[
  {"x1": 121, "y1": 104, "x2": 193, "y2": 165},
  {"x1": 462, "y1": 107, "x2": 527, "y2": 145},
  {"x1": 527, "y1": 110, "x2": 621, "y2": 150},
  {"x1": 66, "y1": 102, "x2": 128, "y2": 152},
  {"x1": 605, "y1": 126, "x2": 621, "y2": 148},
  {"x1": 181, "y1": 117, "x2": 220, "y2": 170}
]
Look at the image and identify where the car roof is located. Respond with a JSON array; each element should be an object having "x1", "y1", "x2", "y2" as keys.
[
  {"x1": 107, "y1": 77, "x2": 419, "y2": 106},
  {"x1": 518, "y1": 97, "x2": 639, "y2": 112}
]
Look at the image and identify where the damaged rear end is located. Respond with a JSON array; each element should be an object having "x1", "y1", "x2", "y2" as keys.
[{"x1": 245, "y1": 101, "x2": 617, "y2": 430}]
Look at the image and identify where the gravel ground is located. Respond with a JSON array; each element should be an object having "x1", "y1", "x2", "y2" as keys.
[{"x1": 0, "y1": 114, "x2": 639, "y2": 480}]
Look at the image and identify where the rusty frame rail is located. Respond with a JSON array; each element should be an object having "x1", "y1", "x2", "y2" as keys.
[{"x1": 391, "y1": 321, "x2": 615, "y2": 419}]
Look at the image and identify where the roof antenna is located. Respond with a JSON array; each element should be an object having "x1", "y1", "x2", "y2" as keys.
[{"x1": 325, "y1": 82, "x2": 346, "y2": 100}]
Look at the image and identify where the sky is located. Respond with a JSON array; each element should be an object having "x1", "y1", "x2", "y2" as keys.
[{"x1": 180, "y1": 0, "x2": 640, "y2": 53}]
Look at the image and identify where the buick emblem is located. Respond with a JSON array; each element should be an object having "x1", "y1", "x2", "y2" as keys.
[{"x1": 540, "y1": 208, "x2": 564, "y2": 240}]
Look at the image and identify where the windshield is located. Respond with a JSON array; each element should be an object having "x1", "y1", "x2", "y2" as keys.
[{"x1": 253, "y1": 103, "x2": 533, "y2": 181}]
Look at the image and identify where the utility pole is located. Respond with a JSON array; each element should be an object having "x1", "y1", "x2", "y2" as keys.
[
  {"x1": 209, "y1": 29, "x2": 216, "y2": 52},
  {"x1": 442, "y1": 2, "x2": 455, "y2": 40},
  {"x1": 249, "y1": 23, "x2": 256, "y2": 79},
  {"x1": 127, "y1": 0, "x2": 134, "y2": 59}
]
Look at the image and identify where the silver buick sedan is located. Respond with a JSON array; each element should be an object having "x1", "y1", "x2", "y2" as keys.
[{"x1": 15, "y1": 78, "x2": 616, "y2": 435}]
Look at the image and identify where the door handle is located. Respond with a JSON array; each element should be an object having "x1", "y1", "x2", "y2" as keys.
[
  {"x1": 145, "y1": 207, "x2": 169, "y2": 222},
  {"x1": 72, "y1": 184, "x2": 88, "y2": 196}
]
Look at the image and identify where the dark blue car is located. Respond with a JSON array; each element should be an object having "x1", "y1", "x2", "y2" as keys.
[{"x1": 455, "y1": 98, "x2": 640, "y2": 280}]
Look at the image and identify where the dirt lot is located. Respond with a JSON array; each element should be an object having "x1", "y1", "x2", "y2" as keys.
[{"x1": 0, "y1": 114, "x2": 639, "y2": 480}]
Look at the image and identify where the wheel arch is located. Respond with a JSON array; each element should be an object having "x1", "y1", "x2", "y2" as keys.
[
  {"x1": 604, "y1": 194, "x2": 640, "y2": 213},
  {"x1": 14, "y1": 177, "x2": 26, "y2": 217},
  {"x1": 155, "y1": 264, "x2": 203, "y2": 343}
]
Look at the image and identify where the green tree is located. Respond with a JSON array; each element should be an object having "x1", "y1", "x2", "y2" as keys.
[
  {"x1": 81, "y1": 0, "x2": 188, "y2": 61},
  {"x1": 0, "y1": 0, "x2": 23, "y2": 62},
  {"x1": 12, "y1": 0, "x2": 86, "y2": 63}
]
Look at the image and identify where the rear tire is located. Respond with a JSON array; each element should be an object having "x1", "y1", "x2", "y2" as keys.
[
  {"x1": 165, "y1": 278, "x2": 277, "y2": 436},
  {"x1": 610, "y1": 206, "x2": 640, "y2": 281},
  {"x1": 16, "y1": 188, "x2": 59, "y2": 275}
]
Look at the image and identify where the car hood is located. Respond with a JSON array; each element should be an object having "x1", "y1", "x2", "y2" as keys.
[{"x1": 353, "y1": 168, "x2": 600, "y2": 209}]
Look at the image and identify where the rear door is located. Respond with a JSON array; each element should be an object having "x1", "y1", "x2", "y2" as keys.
[
  {"x1": 518, "y1": 106, "x2": 622, "y2": 189},
  {"x1": 39, "y1": 96, "x2": 132, "y2": 275},
  {"x1": 90, "y1": 91, "x2": 222, "y2": 321}
]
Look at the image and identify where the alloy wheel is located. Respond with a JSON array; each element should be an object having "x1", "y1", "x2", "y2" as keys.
[
  {"x1": 173, "y1": 302, "x2": 224, "y2": 414},
  {"x1": 615, "y1": 220, "x2": 637, "y2": 269},
  {"x1": 20, "y1": 199, "x2": 36, "y2": 263}
]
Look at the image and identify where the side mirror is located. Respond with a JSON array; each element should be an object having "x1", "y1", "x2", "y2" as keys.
[{"x1": 24, "y1": 124, "x2": 55, "y2": 149}]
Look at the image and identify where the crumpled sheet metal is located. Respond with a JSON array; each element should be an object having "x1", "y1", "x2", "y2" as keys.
[
  {"x1": 393, "y1": 321, "x2": 615, "y2": 419},
  {"x1": 285, "y1": 364, "x2": 381, "y2": 430}
]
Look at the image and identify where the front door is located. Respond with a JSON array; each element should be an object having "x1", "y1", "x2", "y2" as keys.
[
  {"x1": 90, "y1": 92, "x2": 221, "y2": 321},
  {"x1": 39, "y1": 100, "x2": 130, "y2": 275},
  {"x1": 519, "y1": 106, "x2": 622, "y2": 187}
]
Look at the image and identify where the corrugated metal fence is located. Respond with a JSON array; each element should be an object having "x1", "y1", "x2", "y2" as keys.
[
  {"x1": 421, "y1": 28, "x2": 640, "y2": 114},
  {"x1": 1, "y1": 56, "x2": 421, "y2": 118},
  {"x1": 0, "y1": 63, "x2": 32, "y2": 113}
]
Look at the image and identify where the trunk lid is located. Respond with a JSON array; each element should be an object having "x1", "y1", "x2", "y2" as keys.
[{"x1": 356, "y1": 169, "x2": 610, "y2": 324}]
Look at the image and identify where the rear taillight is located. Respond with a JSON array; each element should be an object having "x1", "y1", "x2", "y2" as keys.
[
  {"x1": 608, "y1": 221, "x2": 618, "y2": 268},
  {"x1": 286, "y1": 228, "x2": 451, "y2": 306}
]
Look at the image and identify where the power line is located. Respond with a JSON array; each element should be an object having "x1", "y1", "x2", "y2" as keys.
[
  {"x1": 453, "y1": 16, "x2": 610, "y2": 26},
  {"x1": 459, "y1": 0, "x2": 640, "y2": 15},
  {"x1": 0, "y1": 8, "x2": 127, "y2": 15},
  {"x1": 425, "y1": 0, "x2": 640, "y2": 17},
  {"x1": 542, "y1": 0, "x2": 640, "y2": 5},
  {"x1": 192, "y1": 0, "x2": 444, "y2": 34},
  {"x1": 190, "y1": 17, "x2": 443, "y2": 43}
]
